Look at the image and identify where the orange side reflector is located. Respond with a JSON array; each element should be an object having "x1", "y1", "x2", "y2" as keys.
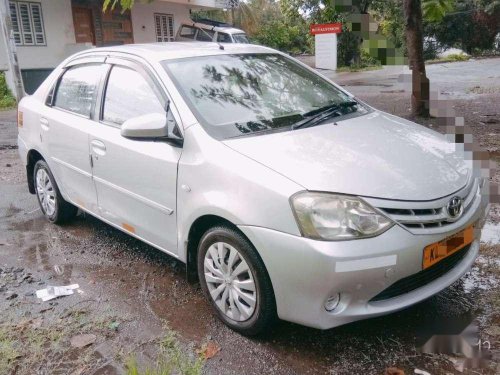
[
  {"x1": 122, "y1": 223, "x2": 135, "y2": 234},
  {"x1": 18, "y1": 111, "x2": 23, "y2": 128}
]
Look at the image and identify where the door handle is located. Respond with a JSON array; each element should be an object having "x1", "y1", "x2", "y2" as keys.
[
  {"x1": 40, "y1": 117, "x2": 49, "y2": 131},
  {"x1": 91, "y1": 140, "x2": 106, "y2": 156}
]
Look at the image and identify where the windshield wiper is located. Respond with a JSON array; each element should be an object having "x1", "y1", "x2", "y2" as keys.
[{"x1": 291, "y1": 100, "x2": 358, "y2": 130}]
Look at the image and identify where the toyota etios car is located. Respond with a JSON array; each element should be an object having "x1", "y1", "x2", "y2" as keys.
[{"x1": 18, "y1": 43, "x2": 488, "y2": 335}]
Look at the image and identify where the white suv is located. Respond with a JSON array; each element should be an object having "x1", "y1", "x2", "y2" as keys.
[
  {"x1": 175, "y1": 19, "x2": 249, "y2": 44},
  {"x1": 17, "y1": 43, "x2": 488, "y2": 336}
]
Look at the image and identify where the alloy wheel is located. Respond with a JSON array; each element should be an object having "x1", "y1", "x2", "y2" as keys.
[
  {"x1": 204, "y1": 241, "x2": 257, "y2": 322},
  {"x1": 36, "y1": 168, "x2": 56, "y2": 216}
]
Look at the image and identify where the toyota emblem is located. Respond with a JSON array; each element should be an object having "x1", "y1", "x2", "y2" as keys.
[{"x1": 446, "y1": 196, "x2": 463, "y2": 219}]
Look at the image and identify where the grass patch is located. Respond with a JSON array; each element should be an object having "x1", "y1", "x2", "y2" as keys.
[
  {"x1": 126, "y1": 328, "x2": 204, "y2": 375},
  {"x1": 0, "y1": 327, "x2": 20, "y2": 371},
  {"x1": 336, "y1": 65, "x2": 382, "y2": 73},
  {"x1": 0, "y1": 72, "x2": 16, "y2": 110},
  {"x1": 0, "y1": 309, "x2": 121, "y2": 375},
  {"x1": 426, "y1": 53, "x2": 470, "y2": 64}
]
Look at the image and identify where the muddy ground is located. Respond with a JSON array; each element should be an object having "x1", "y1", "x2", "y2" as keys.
[{"x1": 0, "y1": 58, "x2": 499, "y2": 375}]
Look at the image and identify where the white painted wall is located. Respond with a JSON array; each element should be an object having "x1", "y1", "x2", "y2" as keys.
[
  {"x1": 15, "y1": 0, "x2": 77, "y2": 69},
  {"x1": 131, "y1": 1, "x2": 192, "y2": 44},
  {"x1": 0, "y1": 34, "x2": 8, "y2": 72}
]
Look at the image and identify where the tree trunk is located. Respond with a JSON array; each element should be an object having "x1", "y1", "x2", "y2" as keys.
[{"x1": 403, "y1": 0, "x2": 429, "y2": 117}]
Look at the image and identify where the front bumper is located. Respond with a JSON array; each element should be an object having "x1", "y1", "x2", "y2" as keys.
[{"x1": 238, "y1": 191, "x2": 488, "y2": 330}]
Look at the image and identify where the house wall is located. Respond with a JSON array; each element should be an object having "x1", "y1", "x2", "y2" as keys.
[
  {"x1": 71, "y1": 0, "x2": 134, "y2": 46},
  {"x1": 0, "y1": 0, "x2": 91, "y2": 94},
  {"x1": 130, "y1": 2, "x2": 191, "y2": 43},
  {"x1": 16, "y1": 0, "x2": 78, "y2": 69}
]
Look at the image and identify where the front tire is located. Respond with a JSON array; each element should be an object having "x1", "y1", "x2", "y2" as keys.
[
  {"x1": 34, "y1": 160, "x2": 77, "y2": 224},
  {"x1": 197, "y1": 225, "x2": 276, "y2": 336}
]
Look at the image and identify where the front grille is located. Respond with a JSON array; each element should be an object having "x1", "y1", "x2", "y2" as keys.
[
  {"x1": 370, "y1": 244, "x2": 471, "y2": 302},
  {"x1": 377, "y1": 179, "x2": 479, "y2": 233}
]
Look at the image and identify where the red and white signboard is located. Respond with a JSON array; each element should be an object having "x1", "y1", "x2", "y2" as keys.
[
  {"x1": 310, "y1": 23, "x2": 342, "y2": 35},
  {"x1": 311, "y1": 23, "x2": 342, "y2": 70}
]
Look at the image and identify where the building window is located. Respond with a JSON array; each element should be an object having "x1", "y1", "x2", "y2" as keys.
[
  {"x1": 154, "y1": 13, "x2": 174, "y2": 42},
  {"x1": 9, "y1": 1, "x2": 46, "y2": 46}
]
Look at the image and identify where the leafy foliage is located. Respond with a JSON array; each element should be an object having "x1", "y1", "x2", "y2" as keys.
[
  {"x1": 422, "y1": 0, "x2": 454, "y2": 22},
  {"x1": 253, "y1": 19, "x2": 310, "y2": 54},
  {"x1": 0, "y1": 72, "x2": 16, "y2": 110},
  {"x1": 103, "y1": 0, "x2": 136, "y2": 11},
  {"x1": 425, "y1": 0, "x2": 500, "y2": 55}
]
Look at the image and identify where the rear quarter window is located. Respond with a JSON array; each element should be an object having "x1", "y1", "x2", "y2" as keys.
[{"x1": 179, "y1": 26, "x2": 196, "y2": 39}]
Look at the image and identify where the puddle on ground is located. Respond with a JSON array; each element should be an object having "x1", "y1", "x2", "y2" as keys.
[
  {"x1": 22, "y1": 242, "x2": 74, "y2": 284},
  {"x1": 480, "y1": 222, "x2": 500, "y2": 244},
  {"x1": 9, "y1": 217, "x2": 48, "y2": 232}
]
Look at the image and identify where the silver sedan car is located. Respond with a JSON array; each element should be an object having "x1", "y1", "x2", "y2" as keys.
[{"x1": 17, "y1": 43, "x2": 488, "y2": 335}]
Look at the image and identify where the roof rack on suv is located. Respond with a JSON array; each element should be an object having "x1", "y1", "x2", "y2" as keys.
[{"x1": 190, "y1": 17, "x2": 232, "y2": 28}]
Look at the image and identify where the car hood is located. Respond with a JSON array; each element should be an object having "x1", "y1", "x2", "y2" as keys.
[{"x1": 222, "y1": 111, "x2": 470, "y2": 201}]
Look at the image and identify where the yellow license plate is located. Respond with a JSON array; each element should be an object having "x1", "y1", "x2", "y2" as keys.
[{"x1": 422, "y1": 225, "x2": 474, "y2": 269}]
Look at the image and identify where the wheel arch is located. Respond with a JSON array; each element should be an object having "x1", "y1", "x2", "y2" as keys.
[
  {"x1": 26, "y1": 149, "x2": 46, "y2": 194},
  {"x1": 184, "y1": 214, "x2": 270, "y2": 286},
  {"x1": 185, "y1": 214, "x2": 234, "y2": 282}
]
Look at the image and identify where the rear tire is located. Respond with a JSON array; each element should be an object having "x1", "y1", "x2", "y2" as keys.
[
  {"x1": 34, "y1": 160, "x2": 77, "y2": 224},
  {"x1": 197, "y1": 225, "x2": 276, "y2": 336}
]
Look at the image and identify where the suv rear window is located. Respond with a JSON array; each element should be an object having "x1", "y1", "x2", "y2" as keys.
[
  {"x1": 179, "y1": 26, "x2": 196, "y2": 39},
  {"x1": 54, "y1": 64, "x2": 102, "y2": 117}
]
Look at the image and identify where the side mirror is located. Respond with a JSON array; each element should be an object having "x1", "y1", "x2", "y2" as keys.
[{"x1": 121, "y1": 113, "x2": 168, "y2": 139}]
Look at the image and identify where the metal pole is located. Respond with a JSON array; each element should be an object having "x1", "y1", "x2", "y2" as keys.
[{"x1": 0, "y1": 0, "x2": 25, "y2": 101}]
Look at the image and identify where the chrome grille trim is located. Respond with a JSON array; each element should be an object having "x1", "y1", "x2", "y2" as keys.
[{"x1": 364, "y1": 178, "x2": 481, "y2": 234}]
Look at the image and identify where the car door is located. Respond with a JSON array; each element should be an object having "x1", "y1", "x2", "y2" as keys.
[
  {"x1": 88, "y1": 59, "x2": 182, "y2": 254},
  {"x1": 43, "y1": 61, "x2": 106, "y2": 213}
]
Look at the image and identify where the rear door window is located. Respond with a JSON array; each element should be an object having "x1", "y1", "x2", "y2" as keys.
[
  {"x1": 217, "y1": 32, "x2": 232, "y2": 43},
  {"x1": 196, "y1": 29, "x2": 214, "y2": 42},
  {"x1": 102, "y1": 66, "x2": 165, "y2": 126},
  {"x1": 54, "y1": 64, "x2": 103, "y2": 117},
  {"x1": 179, "y1": 26, "x2": 197, "y2": 39}
]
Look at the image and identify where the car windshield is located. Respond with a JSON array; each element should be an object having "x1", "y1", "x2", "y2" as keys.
[
  {"x1": 232, "y1": 33, "x2": 249, "y2": 43},
  {"x1": 162, "y1": 53, "x2": 368, "y2": 139}
]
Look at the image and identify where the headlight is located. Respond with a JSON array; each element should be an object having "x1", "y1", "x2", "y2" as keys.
[{"x1": 290, "y1": 192, "x2": 394, "y2": 240}]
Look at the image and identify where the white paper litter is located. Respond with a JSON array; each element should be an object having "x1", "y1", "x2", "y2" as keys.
[
  {"x1": 414, "y1": 369, "x2": 431, "y2": 375},
  {"x1": 35, "y1": 284, "x2": 80, "y2": 302}
]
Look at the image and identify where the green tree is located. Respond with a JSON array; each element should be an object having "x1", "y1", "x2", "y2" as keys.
[
  {"x1": 425, "y1": 0, "x2": 500, "y2": 54},
  {"x1": 422, "y1": 0, "x2": 454, "y2": 22}
]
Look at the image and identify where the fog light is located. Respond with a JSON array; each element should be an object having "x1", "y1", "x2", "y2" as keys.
[{"x1": 324, "y1": 293, "x2": 340, "y2": 312}]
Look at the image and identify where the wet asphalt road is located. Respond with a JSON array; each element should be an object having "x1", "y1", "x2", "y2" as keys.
[{"x1": 1, "y1": 59, "x2": 499, "y2": 375}]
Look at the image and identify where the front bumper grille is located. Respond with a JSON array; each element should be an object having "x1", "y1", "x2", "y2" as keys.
[
  {"x1": 370, "y1": 244, "x2": 471, "y2": 302},
  {"x1": 376, "y1": 178, "x2": 480, "y2": 234}
]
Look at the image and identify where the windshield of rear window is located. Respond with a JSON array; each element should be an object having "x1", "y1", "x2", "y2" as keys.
[
  {"x1": 162, "y1": 54, "x2": 368, "y2": 139},
  {"x1": 232, "y1": 33, "x2": 249, "y2": 43}
]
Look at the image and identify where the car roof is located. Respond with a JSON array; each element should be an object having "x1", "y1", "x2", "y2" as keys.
[{"x1": 73, "y1": 42, "x2": 276, "y2": 62}]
